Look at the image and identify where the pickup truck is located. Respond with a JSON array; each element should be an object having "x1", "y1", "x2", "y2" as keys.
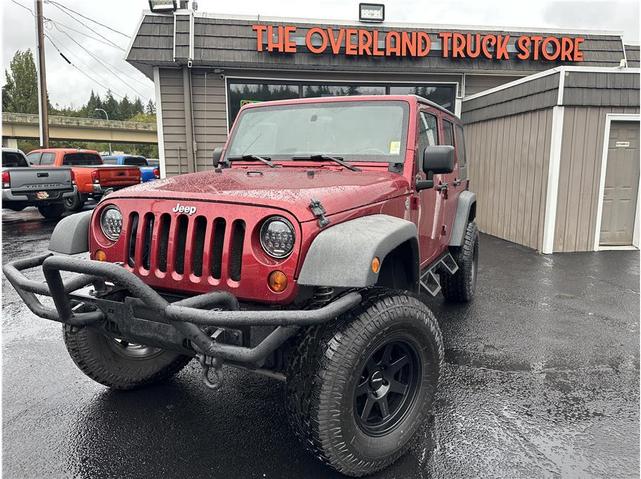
[
  {"x1": 2, "y1": 148, "x2": 75, "y2": 219},
  {"x1": 102, "y1": 154, "x2": 160, "y2": 182},
  {"x1": 26, "y1": 148, "x2": 140, "y2": 211}
]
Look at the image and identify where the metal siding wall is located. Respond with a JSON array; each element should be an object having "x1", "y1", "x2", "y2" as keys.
[
  {"x1": 159, "y1": 68, "x2": 187, "y2": 176},
  {"x1": 553, "y1": 105, "x2": 640, "y2": 252},
  {"x1": 191, "y1": 71, "x2": 228, "y2": 171},
  {"x1": 466, "y1": 108, "x2": 553, "y2": 250}
]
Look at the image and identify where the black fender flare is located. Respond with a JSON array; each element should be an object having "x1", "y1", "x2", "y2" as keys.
[
  {"x1": 297, "y1": 214, "x2": 419, "y2": 288},
  {"x1": 48, "y1": 210, "x2": 92, "y2": 254},
  {"x1": 449, "y1": 191, "x2": 476, "y2": 247}
]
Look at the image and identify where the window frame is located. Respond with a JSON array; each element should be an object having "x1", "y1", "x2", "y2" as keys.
[{"x1": 417, "y1": 110, "x2": 439, "y2": 172}]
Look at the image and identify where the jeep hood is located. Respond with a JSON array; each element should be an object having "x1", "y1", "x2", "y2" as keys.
[{"x1": 108, "y1": 167, "x2": 410, "y2": 222}]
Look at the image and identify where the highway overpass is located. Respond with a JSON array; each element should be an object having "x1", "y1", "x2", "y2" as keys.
[{"x1": 1, "y1": 112, "x2": 158, "y2": 146}]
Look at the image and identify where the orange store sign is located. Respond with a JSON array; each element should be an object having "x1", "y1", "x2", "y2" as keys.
[{"x1": 252, "y1": 25, "x2": 584, "y2": 61}]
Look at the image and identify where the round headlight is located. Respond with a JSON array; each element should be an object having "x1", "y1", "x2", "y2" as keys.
[
  {"x1": 100, "y1": 205, "x2": 123, "y2": 242},
  {"x1": 260, "y1": 216, "x2": 295, "y2": 259}
]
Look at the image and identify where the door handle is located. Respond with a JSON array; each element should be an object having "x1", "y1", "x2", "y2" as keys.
[
  {"x1": 435, "y1": 183, "x2": 448, "y2": 192},
  {"x1": 452, "y1": 178, "x2": 462, "y2": 187}
]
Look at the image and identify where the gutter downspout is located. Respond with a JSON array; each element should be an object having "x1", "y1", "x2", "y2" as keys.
[{"x1": 182, "y1": 66, "x2": 196, "y2": 173}]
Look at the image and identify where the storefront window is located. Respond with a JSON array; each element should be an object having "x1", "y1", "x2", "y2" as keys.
[
  {"x1": 302, "y1": 84, "x2": 386, "y2": 98},
  {"x1": 389, "y1": 85, "x2": 456, "y2": 112},
  {"x1": 227, "y1": 80, "x2": 456, "y2": 127}
]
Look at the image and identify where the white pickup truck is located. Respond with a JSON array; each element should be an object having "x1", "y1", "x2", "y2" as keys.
[{"x1": 2, "y1": 148, "x2": 76, "y2": 219}]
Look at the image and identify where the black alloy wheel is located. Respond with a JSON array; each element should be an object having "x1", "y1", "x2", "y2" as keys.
[{"x1": 354, "y1": 337, "x2": 421, "y2": 436}]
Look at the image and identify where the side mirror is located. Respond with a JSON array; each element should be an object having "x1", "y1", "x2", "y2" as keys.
[
  {"x1": 212, "y1": 147, "x2": 223, "y2": 167},
  {"x1": 423, "y1": 145, "x2": 455, "y2": 175},
  {"x1": 416, "y1": 145, "x2": 456, "y2": 191}
]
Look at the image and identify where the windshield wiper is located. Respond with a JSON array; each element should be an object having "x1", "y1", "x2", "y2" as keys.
[
  {"x1": 226, "y1": 154, "x2": 277, "y2": 168},
  {"x1": 292, "y1": 154, "x2": 360, "y2": 172}
]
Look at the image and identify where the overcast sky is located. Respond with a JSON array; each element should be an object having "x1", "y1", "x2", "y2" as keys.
[{"x1": 2, "y1": 0, "x2": 639, "y2": 110}]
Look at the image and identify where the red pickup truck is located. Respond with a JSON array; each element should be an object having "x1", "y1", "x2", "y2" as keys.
[{"x1": 26, "y1": 148, "x2": 140, "y2": 211}]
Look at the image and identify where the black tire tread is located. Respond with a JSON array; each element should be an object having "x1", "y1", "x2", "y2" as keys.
[
  {"x1": 286, "y1": 289, "x2": 444, "y2": 477},
  {"x1": 441, "y1": 221, "x2": 478, "y2": 302},
  {"x1": 38, "y1": 203, "x2": 65, "y2": 219},
  {"x1": 63, "y1": 325, "x2": 192, "y2": 390}
]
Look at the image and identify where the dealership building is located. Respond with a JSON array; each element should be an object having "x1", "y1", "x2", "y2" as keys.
[{"x1": 126, "y1": 5, "x2": 639, "y2": 253}]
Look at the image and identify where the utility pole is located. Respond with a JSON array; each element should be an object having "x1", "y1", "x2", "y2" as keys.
[{"x1": 34, "y1": 0, "x2": 49, "y2": 147}]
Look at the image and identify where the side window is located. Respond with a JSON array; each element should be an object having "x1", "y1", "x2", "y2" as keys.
[
  {"x1": 26, "y1": 152, "x2": 41, "y2": 165},
  {"x1": 454, "y1": 125, "x2": 466, "y2": 168},
  {"x1": 442, "y1": 120, "x2": 454, "y2": 146},
  {"x1": 40, "y1": 153, "x2": 55, "y2": 165},
  {"x1": 418, "y1": 112, "x2": 438, "y2": 167}
]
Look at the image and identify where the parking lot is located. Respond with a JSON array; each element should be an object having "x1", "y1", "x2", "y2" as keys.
[{"x1": 2, "y1": 206, "x2": 639, "y2": 478}]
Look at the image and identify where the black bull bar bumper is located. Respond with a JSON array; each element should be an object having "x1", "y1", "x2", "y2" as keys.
[{"x1": 3, "y1": 253, "x2": 362, "y2": 372}]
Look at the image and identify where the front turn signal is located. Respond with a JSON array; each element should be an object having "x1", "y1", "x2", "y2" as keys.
[
  {"x1": 268, "y1": 270, "x2": 288, "y2": 293},
  {"x1": 371, "y1": 256, "x2": 381, "y2": 273}
]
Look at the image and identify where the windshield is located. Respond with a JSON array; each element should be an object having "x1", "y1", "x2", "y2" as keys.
[{"x1": 226, "y1": 100, "x2": 409, "y2": 163}]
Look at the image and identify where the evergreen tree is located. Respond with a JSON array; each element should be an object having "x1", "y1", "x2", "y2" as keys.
[
  {"x1": 132, "y1": 97, "x2": 144, "y2": 116},
  {"x1": 119, "y1": 95, "x2": 132, "y2": 120},
  {"x1": 145, "y1": 99, "x2": 156, "y2": 115},
  {"x1": 102, "y1": 90, "x2": 119, "y2": 120},
  {"x1": 2, "y1": 50, "x2": 41, "y2": 113}
]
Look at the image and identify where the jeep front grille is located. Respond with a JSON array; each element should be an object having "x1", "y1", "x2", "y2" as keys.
[{"x1": 124, "y1": 211, "x2": 246, "y2": 283}]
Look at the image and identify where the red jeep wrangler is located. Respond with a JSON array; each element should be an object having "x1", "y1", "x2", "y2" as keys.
[{"x1": 4, "y1": 95, "x2": 478, "y2": 477}]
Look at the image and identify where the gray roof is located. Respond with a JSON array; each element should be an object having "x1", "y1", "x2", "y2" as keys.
[
  {"x1": 127, "y1": 13, "x2": 628, "y2": 78},
  {"x1": 462, "y1": 67, "x2": 640, "y2": 123},
  {"x1": 625, "y1": 44, "x2": 640, "y2": 67}
]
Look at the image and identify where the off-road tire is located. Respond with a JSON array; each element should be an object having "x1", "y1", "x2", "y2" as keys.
[
  {"x1": 441, "y1": 221, "x2": 478, "y2": 303},
  {"x1": 63, "y1": 325, "x2": 192, "y2": 390},
  {"x1": 286, "y1": 290, "x2": 444, "y2": 477},
  {"x1": 38, "y1": 203, "x2": 65, "y2": 219},
  {"x1": 63, "y1": 192, "x2": 84, "y2": 212}
]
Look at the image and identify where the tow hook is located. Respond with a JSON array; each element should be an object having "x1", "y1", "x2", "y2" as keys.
[{"x1": 197, "y1": 354, "x2": 224, "y2": 390}]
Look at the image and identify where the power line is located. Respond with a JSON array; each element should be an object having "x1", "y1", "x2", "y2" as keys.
[
  {"x1": 10, "y1": 0, "x2": 124, "y2": 51},
  {"x1": 45, "y1": 34, "x2": 126, "y2": 100},
  {"x1": 9, "y1": 0, "x2": 33, "y2": 16},
  {"x1": 46, "y1": 32, "x2": 128, "y2": 99},
  {"x1": 10, "y1": 0, "x2": 151, "y2": 103},
  {"x1": 46, "y1": 1, "x2": 126, "y2": 51},
  {"x1": 45, "y1": 18, "x2": 126, "y2": 52},
  {"x1": 55, "y1": 25, "x2": 149, "y2": 98},
  {"x1": 46, "y1": 0, "x2": 131, "y2": 38}
]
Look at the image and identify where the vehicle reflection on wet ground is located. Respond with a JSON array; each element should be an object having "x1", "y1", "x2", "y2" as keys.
[{"x1": 2, "y1": 207, "x2": 639, "y2": 478}]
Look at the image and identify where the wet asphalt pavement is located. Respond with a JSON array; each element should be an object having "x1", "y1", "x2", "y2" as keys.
[{"x1": 2, "y1": 207, "x2": 639, "y2": 478}]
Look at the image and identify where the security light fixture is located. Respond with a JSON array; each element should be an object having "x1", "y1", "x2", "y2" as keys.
[
  {"x1": 359, "y1": 3, "x2": 385, "y2": 23},
  {"x1": 148, "y1": 0, "x2": 178, "y2": 13}
]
